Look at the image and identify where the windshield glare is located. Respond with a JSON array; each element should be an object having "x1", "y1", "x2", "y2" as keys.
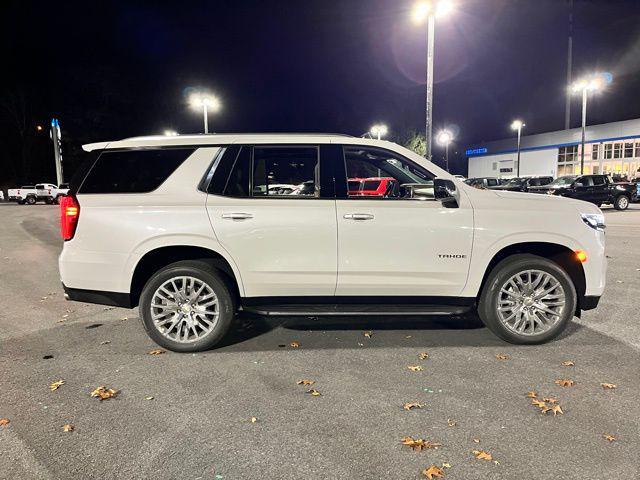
[{"x1": 549, "y1": 176, "x2": 577, "y2": 186}]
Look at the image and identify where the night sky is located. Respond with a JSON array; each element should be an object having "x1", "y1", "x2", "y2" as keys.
[{"x1": 2, "y1": 0, "x2": 640, "y2": 180}]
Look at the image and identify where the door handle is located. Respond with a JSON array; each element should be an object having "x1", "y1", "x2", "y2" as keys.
[
  {"x1": 221, "y1": 213, "x2": 253, "y2": 220},
  {"x1": 343, "y1": 213, "x2": 374, "y2": 220}
]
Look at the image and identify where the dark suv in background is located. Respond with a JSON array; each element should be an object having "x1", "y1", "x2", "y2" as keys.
[
  {"x1": 490, "y1": 176, "x2": 553, "y2": 192},
  {"x1": 529, "y1": 174, "x2": 636, "y2": 210}
]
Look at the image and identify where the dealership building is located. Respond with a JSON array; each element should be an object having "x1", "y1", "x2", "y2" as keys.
[{"x1": 465, "y1": 118, "x2": 640, "y2": 180}]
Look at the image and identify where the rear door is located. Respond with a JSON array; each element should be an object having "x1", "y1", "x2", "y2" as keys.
[
  {"x1": 205, "y1": 145, "x2": 338, "y2": 297},
  {"x1": 334, "y1": 145, "x2": 473, "y2": 297},
  {"x1": 591, "y1": 175, "x2": 610, "y2": 204}
]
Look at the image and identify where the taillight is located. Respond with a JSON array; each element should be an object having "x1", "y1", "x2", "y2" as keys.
[{"x1": 60, "y1": 195, "x2": 80, "y2": 241}]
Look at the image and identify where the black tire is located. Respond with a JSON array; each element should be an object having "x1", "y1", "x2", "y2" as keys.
[
  {"x1": 139, "y1": 260, "x2": 236, "y2": 352},
  {"x1": 478, "y1": 254, "x2": 576, "y2": 345},
  {"x1": 614, "y1": 194, "x2": 629, "y2": 210},
  {"x1": 25, "y1": 196, "x2": 36, "y2": 205},
  {"x1": 17, "y1": 200, "x2": 25, "y2": 205}
]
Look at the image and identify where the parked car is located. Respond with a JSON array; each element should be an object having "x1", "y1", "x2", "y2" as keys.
[
  {"x1": 529, "y1": 174, "x2": 636, "y2": 210},
  {"x1": 0, "y1": 190, "x2": 4, "y2": 201},
  {"x1": 59, "y1": 134, "x2": 606, "y2": 352},
  {"x1": 7, "y1": 183, "x2": 68, "y2": 204},
  {"x1": 464, "y1": 177, "x2": 502, "y2": 189},
  {"x1": 490, "y1": 176, "x2": 554, "y2": 193}
]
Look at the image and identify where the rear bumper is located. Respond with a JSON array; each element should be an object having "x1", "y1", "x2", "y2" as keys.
[
  {"x1": 581, "y1": 295, "x2": 601, "y2": 311},
  {"x1": 63, "y1": 283, "x2": 132, "y2": 309}
]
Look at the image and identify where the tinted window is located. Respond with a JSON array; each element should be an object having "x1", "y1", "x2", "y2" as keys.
[
  {"x1": 487, "y1": 179, "x2": 498, "y2": 187},
  {"x1": 540, "y1": 177, "x2": 552, "y2": 185},
  {"x1": 592, "y1": 175, "x2": 606, "y2": 186},
  {"x1": 80, "y1": 149, "x2": 194, "y2": 193},
  {"x1": 224, "y1": 147, "x2": 251, "y2": 197},
  {"x1": 577, "y1": 176, "x2": 593, "y2": 187},
  {"x1": 528, "y1": 178, "x2": 539, "y2": 187},
  {"x1": 252, "y1": 147, "x2": 319, "y2": 197},
  {"x1": 343, "y1": 146, "x2": 434, "y2": 199}
]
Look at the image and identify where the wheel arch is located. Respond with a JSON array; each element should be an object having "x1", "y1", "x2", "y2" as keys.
[
  {"x1": 477, "y1": 242, "x2": 586, "y2": 314},
  {"x1": 130, "y1": 245, "x2": 243, "y2": 308}
]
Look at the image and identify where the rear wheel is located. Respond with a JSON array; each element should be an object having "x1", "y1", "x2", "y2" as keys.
[
  {"x1": 139, "y1": 260, "x2": 236, "y2": 352},
  {"x1": 478, "y1": 254, "x2": 576, "y2": 344},
  {"x1": 25, "y1": 196, "x2": 36, "y2": 205},
  {"x1": 614, "y1": 194, "x2": 629, "y2": 210}
]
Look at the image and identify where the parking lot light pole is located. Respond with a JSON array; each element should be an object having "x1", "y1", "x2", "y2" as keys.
[
  {"x1": 570, "y1": 73, "x2": 610, "y2": 174},
  {"x1": 189, "y1": 93, "x2": 221, "y2": 134},
  {"x1": 437, "y1": 129, "x2": 453, "y2": 172},
  {"x1": 412, "y1": 0, "x2": 454, "y2": 161},
  {"x1": 510, "y1": 120, "x2": 525, "y2": 177}
]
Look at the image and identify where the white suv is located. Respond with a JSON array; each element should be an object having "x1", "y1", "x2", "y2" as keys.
[{"x1": 59, "y1": 134, "x2": 606, "y2": 352}]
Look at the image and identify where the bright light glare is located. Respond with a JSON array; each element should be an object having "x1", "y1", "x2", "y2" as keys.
[
  {"x1": 571, "y1": 73, "x2": 611, "y2": 94},
  {"x1": 437, "y1": 129, "x2": 453, "y2": 145},
  {"x1": 412, "y1": 2, "x2": 430, "y2": 23},
  {"x1": 163, "y1": 130, "x2": 179, "y2": 136},
  {"x1": 370, "y1": 124, "x2": 388, "y2": 138},
  {"x1": 435, "y1": 0, "x2": 454, "y2": 18},
  {"x1": 510, "y1": 120, "x2": 525, "y2": 131},
  {"x1": 189, "y1": 92, "x2": 221, "y2": 111}
]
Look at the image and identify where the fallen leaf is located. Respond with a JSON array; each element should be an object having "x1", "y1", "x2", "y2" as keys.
[
  {"x1": 442, "y1": 463, "x2": 451, "y2": 469},
  {"x1": 121, "y1": 317, "x2": 128, "y2": 321},
  {"x1": 401, "y1": 436, "x2": 441, "y2": 451},
  {"x1": 541, "y1": 404, "x2": 563, "y2": 416},
  {"x1": 147, "y1": 348, "x2": 165, "y2": 355},
  {"x1": 296, "y1": 379, "x2": 315, "y2": 386},
  {"x1": 50, "y1": 380, "x2": 65, "y2": 391},
  {"x1": 603, "y1": 434, "x2": 616, "y2": 442},
  {"x1": 307, "y1": 389, "x2": 321, "y2": 396},
  {"x1": 472, "y1": 438, "x2": 480, "y2": 443},
  {"x1": 289, "y1": 341, "x2": 300, "y2": 348},
  {"x1": 403, "y1": 402, "x2": 424, "y2": 411},
  {"x1": 447, "y1": 419, "x2": 457, "y2": 427},
  {"x1": 601, "y1": 383, "x2": 617, "y2": 389},
  {"x1": 561, "y1": 361, "x2": 575, "y2": 366},
  {"x1": 100, "y1": 340, "x2": 111, "y2": 345},
  {"x1": 363, "y1": 331, "x2": 372, "y2": 338},
  {"x1": 555, "y1": 379, "x2": 575, "y2": 387},
  {"x1": 145, "y1": 396, "x2": 154, "y2": 401},
  {"x1": 542, "y1": 397, "x2": 558, "y2": 404},
  {"x1": 90, "y1": 386, "x2": 118, "y2": 401},
  {"x1": 495, "y1": 353, "x2": 508, "y2": 360},
  {"x1": 250, "y1": 417, "x2": 257, "y2": 423},
  {"x1": 62, "y1": 424, "x2": 74, "y2": 432},
  {"x1": 531, "y1": 399, "x2": 547, "y2": 409},
  {"x1": 422, "y1": 465, "x2": 445, "y2": 479},
  {"x1": 472, "y1": 450, "x2": 493, "y2": 461},
  {"x1": 526, "y1": 391, "x2": 537, "y2": 398},
  {"x1": 0, "y1": 418, "x2": 9, "y2": 426},
  {"x1": 408, "y1": 365, "x2": 423, "y2": 372},
  {"x1": 418, "y1": 352, "x2": 429, "y2": 360}
]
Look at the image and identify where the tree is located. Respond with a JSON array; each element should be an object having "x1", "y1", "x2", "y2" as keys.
[{"x1": 402, "y1": 130, "x2": 426, "y2": 157}]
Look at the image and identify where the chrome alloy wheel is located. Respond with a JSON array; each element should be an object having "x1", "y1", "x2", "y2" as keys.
[
  {"x1": 496, "y1": 269, "x2": 566, "y2": 336},
  {"x1": 150, "y1": 276, "x2": 219, "y2": 343}
]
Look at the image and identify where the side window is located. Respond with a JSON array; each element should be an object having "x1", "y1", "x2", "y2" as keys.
[
  {"x1": 592, "y1": 175, "x2": 606, "y2": 186},
  {"x1": 529, "y1": 178, "x2": 539, "y2": 187},
  {"x1": 487, "y1": 178, "x2": 498, "y2": 187},
  {"x1": 540, "y1": 177, "x2": 552, "y2": 186},
  {"x1": 343, "y1": 146, "x2": 434, "y2": 199},
  {"x1": 578, "y1": 176, "x2": 594, "y2": 187},
  {"x1": 80, "y1": 149, "x2": 194, "y2": 194},
  {"x1": 224, "y1": 147, "x2": 251, "y2": 197},
  {"x1": 252, "y1": 147, "x2": 319, "y2": 197}
]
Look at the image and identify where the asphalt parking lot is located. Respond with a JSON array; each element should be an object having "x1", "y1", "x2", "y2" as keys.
[{"x1": 1, "y1": 203, "x2": 639, "y2": 480}]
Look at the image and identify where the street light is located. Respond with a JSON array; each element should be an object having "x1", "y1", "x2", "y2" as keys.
[
  {"x1": 510, "y1": 120, "x2": 525, "y2": 177},
  {"x1": 189, "y1": 92, "x2": 221, "y2": 134},
  {"x1": 570, "y1": 72, "x2": 610, "y2": 174},
  {"x1": 412, "y1": 0, "x2": 454, "y2": 160},
  {"x1": 163, "y1": 130, "x2": 179, "y2": 136},
  {"x1": 437, "y1": 129, "x2": 453, "y2": 172},
  {"x1": 370, "y1": 124, "x2": 388, "y2": 140}
]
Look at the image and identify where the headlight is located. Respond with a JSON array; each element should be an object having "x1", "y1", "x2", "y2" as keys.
[{"x1": 581, "y1": 213, "x2": 605, "y2": 231}]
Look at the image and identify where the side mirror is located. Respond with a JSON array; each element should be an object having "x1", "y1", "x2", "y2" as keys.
[{"x1": 434, "y1": 178, "x2": 458, "y2": 207}]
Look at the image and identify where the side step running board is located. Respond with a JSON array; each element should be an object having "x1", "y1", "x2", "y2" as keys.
[{"x1": 241, "y1": 304, "x2": 472, "y2": 316}]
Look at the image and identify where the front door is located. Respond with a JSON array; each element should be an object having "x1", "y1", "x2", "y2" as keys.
[
  {"x1": 206, "y1": 145, "x2": 337, "y2": 297},
  {"x1": 334, "y1": 145, "x2": 473, "y2": 297}
]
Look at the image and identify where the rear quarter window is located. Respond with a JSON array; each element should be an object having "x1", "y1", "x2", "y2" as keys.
[{"x1": 79, "y1": 149, "x2": 194, "y2": 194}]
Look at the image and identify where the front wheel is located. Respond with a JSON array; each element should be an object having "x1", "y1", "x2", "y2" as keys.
[
  {"x1": 139, "y1": 260, "x2": 236, "y2": 352},
  {"x1": 478, "y1": 254, "x2": 576, "y2": 344},
  {"x1": 614, "y1": 195, "x2": 629, "y2": 210}
]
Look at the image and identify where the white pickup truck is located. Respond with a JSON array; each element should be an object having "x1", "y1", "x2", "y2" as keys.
[{"x1": 8, "y1": 183, "x2": 69, "y2": 204}]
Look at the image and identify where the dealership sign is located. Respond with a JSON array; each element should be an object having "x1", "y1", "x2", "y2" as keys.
[{"x1": 465, "y1": 147, "x2": 488, "y2": 156}]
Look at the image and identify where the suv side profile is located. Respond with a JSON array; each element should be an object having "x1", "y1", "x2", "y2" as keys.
[{"x1": 59, "y1": 134, "x2": 606, "y2": 352}]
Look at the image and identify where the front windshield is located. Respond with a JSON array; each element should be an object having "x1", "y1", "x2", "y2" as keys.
[
  {"x1": 549, "y1": 175, "x2": 577, "y2": 186},
  {"x1": 504, "y1": 178, "x2": 525, "y2": 186}
]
